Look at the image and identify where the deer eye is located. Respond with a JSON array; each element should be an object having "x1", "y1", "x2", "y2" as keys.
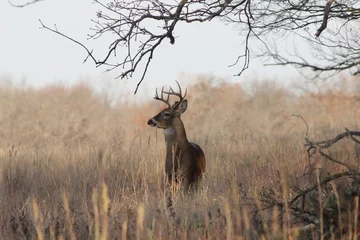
[{"x1": 163, "y1": 112, "x2": 171, "y2": 118}]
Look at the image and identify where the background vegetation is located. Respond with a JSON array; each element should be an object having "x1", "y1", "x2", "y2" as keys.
[{"x1": 0, "y1": 75, "x2": 360, "y2": 239}]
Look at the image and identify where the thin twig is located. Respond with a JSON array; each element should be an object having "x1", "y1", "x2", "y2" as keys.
[
  {"x1": 8, "y1": 0, "x2": 43, "y2": 7},
  {"x1": 318, "y1": 149, "x2": 352, "y2": 170},
  {"x1": 292, "y1": 113, "x2": 309, "y2": 137}
]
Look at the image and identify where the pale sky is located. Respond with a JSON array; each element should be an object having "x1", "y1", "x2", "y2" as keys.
[{"x1": 0, "y1": 0, "x2": 300, "y2": 100}]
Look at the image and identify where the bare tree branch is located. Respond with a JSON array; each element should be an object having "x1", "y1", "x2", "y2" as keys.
[
  {"x1": 36, "y1": 0, "x2": 360, "y2": 92},
  {"x1": 315, "y1": 0, "x2": 336, "y2": 37},
  {"x1": 346, "y1": 127, "x2": 360, "y2": 144},
  {"x1": 318, "y1": 149, "x2": 352, "y2": 170},
  {"x1": 292, "y1": 113, "x2": 309, "y2": 137},
  {"x1": 248, "y1": 0, "x2": 360, "y2": 78},
  {"x1": 289, "y1": 170, "x2": 360, "y2": 206},
  {"x1": 39, "y1": 20, "x2": 101, "y2": 66},
  {"x1": 253, "y1": 126, "x2": 360, "y2": 236},
  {"x1": 39, "y1": 0, "x2": 253, "y2": 93},
  {"x1": 8, "y1": 0, "x2": 43, "y2": 7},
  {"x1": 305, "y1": 129, "x2": 360, "y2": 148}
]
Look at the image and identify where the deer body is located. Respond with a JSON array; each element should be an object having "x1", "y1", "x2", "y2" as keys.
[
  {"x1": 148, "y1": 82, "x2": 206, "y2": 190},
  {"x1": 164, "y1": 120, "x2": 206, "y2": 188}
]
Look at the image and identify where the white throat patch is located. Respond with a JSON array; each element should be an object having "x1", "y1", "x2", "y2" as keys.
[{"x1": 164, "y1": 127, "x2": 176, "y2": 137}]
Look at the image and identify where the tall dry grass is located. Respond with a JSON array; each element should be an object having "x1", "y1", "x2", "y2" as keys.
[{"x1": 0, "y1": 75, "x2": 359, "y2": 239}]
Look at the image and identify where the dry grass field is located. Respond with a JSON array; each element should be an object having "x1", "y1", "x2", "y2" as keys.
[{"x1": 0, "y1": 75, "x2": 360, "y2": 239}]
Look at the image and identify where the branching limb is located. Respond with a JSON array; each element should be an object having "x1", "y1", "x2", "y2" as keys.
[
  {"x1": 40, "y1": 0, "x2": 249, "y2": 94},
  {"x1": 303, "y1": 129, "x2": 360, "y2": 169},
  {"x1": 39, "y1": 20, "x2": 102, "y2": 66},
  {"x1": 15, "y1": 0, "x2": 360, "y2": 89},
  {"x1": 305, "y1": 129, "x2": 360, "y2": 148},
  {"x1": 318, "y1": 149, "x2": 352, "y2": 170},
  {"x1": 249, "y1": 0, "x2": 360, "y2": 78},
  {"x1": 345, "y1": 127, "x2": 360, "y2": 144}
]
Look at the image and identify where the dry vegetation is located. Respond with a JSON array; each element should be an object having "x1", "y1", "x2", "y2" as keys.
[{"x1": 0, "y1": 75, "x2": 360, "y2": 239}]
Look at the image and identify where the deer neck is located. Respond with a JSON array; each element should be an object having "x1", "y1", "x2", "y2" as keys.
[{"x1": 164, "y1": 117, "x2": 189, "y2": 150}]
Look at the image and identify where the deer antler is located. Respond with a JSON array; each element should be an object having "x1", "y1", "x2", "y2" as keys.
[
  {"x1": 154, "y1": 86, "x2": 171, "y2": 107},
  {"x1": 163, "y1": 80, "x2": 187, "y2": 105},
  {"x1": 154, "y1": 81, "x2": 187, "y2": 108}
]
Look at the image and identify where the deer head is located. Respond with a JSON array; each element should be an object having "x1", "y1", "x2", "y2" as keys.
[{"x1": 147, "y1": 81, "x2": 188, "y2": 129}]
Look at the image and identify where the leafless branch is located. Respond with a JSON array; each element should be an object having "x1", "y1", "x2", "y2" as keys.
[
  {"x1": 292, "y1": 113, "x2": 309, "y2": 136},
  {"x1": 305, "y1": 129, "x2": 360, "y2": 148},
  {"x1": 290, "y1": 170, "x2": 360, "y2": 206},
  {"x1": 315, "y1": 0, "x2": 335, "y2": 37},
  {"x1": 253, "y1": 125, "x2": 360, "y2": 235},
  {"x1": 37, "y1": 0, "x2": 360, "y2": 92},
  {"x1": 39, "y1": 20, "x2": 100, "y2": 66},
  {"x1": 40, "y1": 0, "x2": 251, "y2": 94},
  {"x1": 345, "y1": 128, "x2": 360, "y2": 144},
  {"x1": 248, "y1": 0, "x2": 360, "y2": 78},
  {"x1": 318, "y1": 149, "x2": 352, "y2": 170},
  {"x1": 8, "y1": 0, "x2": 43, "y2": 7}
]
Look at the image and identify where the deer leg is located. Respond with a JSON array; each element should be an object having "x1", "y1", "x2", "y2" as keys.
[
  {"x1": 166, "y1": 195, "x2": 176, "y2": 218},
  {"x1": 165, "y1": 173, "x2": 176, "y2": 218}
]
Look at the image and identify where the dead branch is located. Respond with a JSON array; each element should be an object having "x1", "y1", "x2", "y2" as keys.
[
  {"x1": 315, "y1": 0, "x2": 335, "y2": 37},
  {"x1": 8, "y1": 0, "x2": 43, "y2": 7},
  {"x1": 253, "y1": 126, "x2": 360, "y2": 236},
  {"x1": 303, "y1": 129, "x2": 360, "y2": 170},
  {"x1": 292, "y1": 113, "x2": 309, "y2": 137},
  {"x1": 318, "y1": 149, "x2": 352, "y2": 170},
  {"x1": 305, "y1": 130, "x2": 360, "y2": 149},
  {"x1": 289, "y1": 171, "x2": 360, "y2": 206},
  {"x1": 346, "y1": 127, "x2": 360, "y2": 144}
]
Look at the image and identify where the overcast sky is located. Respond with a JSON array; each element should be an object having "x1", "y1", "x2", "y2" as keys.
[{"x1": 0, "y1": 0, "x2": 301, "y2": 99}]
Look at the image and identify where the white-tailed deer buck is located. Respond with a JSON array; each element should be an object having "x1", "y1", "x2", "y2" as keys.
[{"x1": 147, "y1": 81, "x2": 206, "y2": 190}]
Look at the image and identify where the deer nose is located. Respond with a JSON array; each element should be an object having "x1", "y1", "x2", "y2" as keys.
[{"x1": 147, "y1": 118, "x2": 157, "y2": 127}]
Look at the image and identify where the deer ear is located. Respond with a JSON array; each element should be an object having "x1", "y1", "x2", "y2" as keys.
[{"x1": 174, "y1": 99, "x2": 187, "y2": 115}]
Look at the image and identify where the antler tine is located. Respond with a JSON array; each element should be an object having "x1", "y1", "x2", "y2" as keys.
[
  {"x1": 163, "y1": 87, "x2": 171, "y2": 105},
  {"x1": 175, "y1": 80, "x2": 182, "y2": 97},
  {"x1": 154, "y1": 86, "x2": 171, "y2": 107},
  {"x1": 164, "y1": 80, "x2": 186, "y2": 102}
]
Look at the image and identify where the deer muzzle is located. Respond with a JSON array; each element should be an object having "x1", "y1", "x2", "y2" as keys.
[{"x1": 147, "y1": 118, "x2": 157, "y2": 127}]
